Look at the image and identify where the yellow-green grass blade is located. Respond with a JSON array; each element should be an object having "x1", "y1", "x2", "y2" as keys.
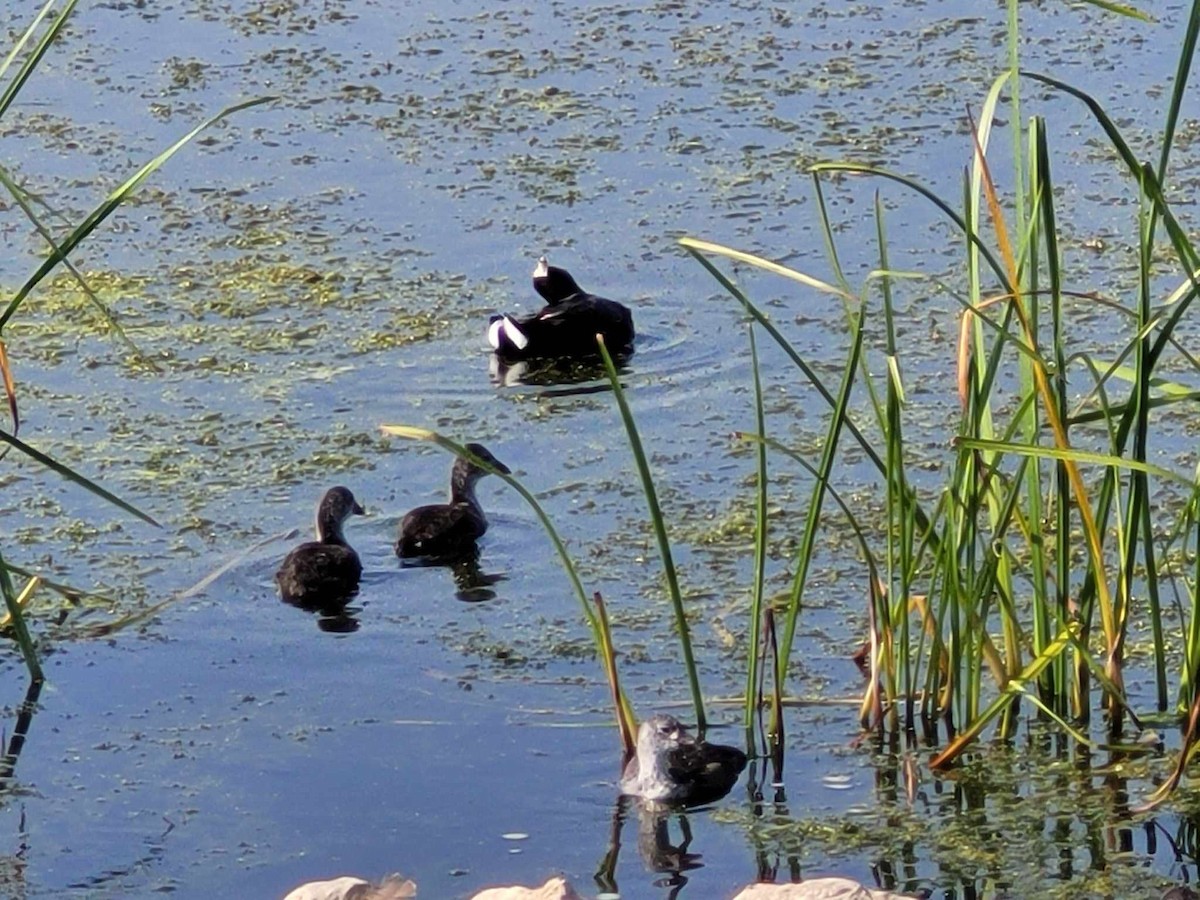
[
  {"x1": 678, "y1": 237, "x2": 846, "y2": 298},
  {"x1": 1077, "y1": 0, "x2": 1153, "y2": 20},
  {"x1": 955, "y1": 435, "x2": 1192, "y2": 487},
  {"x1": 931, "y1": 623, "x2": 1079, "y2": 768}
]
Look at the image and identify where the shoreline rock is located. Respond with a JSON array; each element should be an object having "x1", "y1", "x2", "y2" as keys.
[{"x1": 282, "y1": 874, "x2": 918, "y2": 899}]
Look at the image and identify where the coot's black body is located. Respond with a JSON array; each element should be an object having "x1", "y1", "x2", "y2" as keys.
[
  {"x1": 275, "y1": 486, "x2": 365, "y2": 610},
  {"x1": 487, "y1": 257, "x2": 634, "y2": 362},
  {"x1": 396, "y1": 443, "x2": 509, "y2": 560}
]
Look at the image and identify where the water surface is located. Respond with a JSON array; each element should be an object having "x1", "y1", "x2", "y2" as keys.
[{"x1": 2, "y1": 1, "x2": 1199, "y2": 897}]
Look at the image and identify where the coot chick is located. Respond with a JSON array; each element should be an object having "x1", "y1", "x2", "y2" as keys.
[
  {"x1": 487, "y1": 256, "x2": 635, "y2": 361},
  {"x1": 619, "y1": 713, "x2": 747, "y2": 806},
  {"x1": 275, "y1": 486, "x2": 365, "y2": 609},
  {"x1": 396, "y1": 443, "x2": 510, "y2": 560}
]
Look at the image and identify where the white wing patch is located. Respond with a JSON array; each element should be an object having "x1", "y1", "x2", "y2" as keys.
[
  {"x1": 502, "y1": 317, "x2": 529, "y2": 350},
  {"x1": 487, "y1": 318, "x2": 505, "y2": 350}
]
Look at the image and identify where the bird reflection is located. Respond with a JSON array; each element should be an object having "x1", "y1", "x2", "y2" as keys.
[
  {"x1": 280, "y1": 594, "x2": 362, "y2": 633},
  {"x1": 449, "y1": 547, "x2": 505, "y2": 602},
  {"x1": 638, "y1": 805, "x2": 703, "y2": 892},
  {"x1": 597, "y1": 795, "x2": 706, "y2": 899},
  {"x1": 488, "y1": 352, "x2": 630, "y2": 393},
  {"x1": 400, "y1": 546, "x2": 505, "y2": 603}
]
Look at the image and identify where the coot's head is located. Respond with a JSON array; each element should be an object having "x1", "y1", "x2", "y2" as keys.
[{"x1": 532, "y1": 255, "x2": 583, "y2": 304}]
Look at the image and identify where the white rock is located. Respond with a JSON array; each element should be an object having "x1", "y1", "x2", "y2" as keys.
[
  {"x1": 470, "y1": 876, "x2": 583, "y2": 900},
  {"x1": 732, "y1": 878, "x2": 915, "y2": 900},
  {"x1": 283, "y1": 874, "x2": 416, "y2": 900},
  {"x1": 283, "y1": 877, "x2": 372, "y2": 900}
]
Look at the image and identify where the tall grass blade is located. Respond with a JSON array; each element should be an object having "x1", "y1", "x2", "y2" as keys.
[
  {"x1": 973, "y1": 111, "x2": 1124, "y2": 713},
  {"x1": 594, "y1": 593, "x2": 636, "y2": 757},
  {"x1": 873, "y1": 191, "x2": 916, "y2": 726},
  {"x1": 774, "y1": 298, "x2": 864, "y2": 688},
  {"x1": 1184, "y1": 484, "x2": 1200, "y2": 713},
  {"x1": 1022, "y1": 72, "x2": 1157, "y2": 196},
  {"x1": 931, "y1": 623, "x2": 1079, "y2": 768},
  {"x1": 1139, "y1": 688, "x2": 1200, "y2": 811},
  {"x1": 0, "y1": 1, "x2": 58, "y2": 87},
  {"x1": 595, "y1": 337, "x2": 706, "y2": 730},
  {"x1": 680, "y1": 243, "x2": 902, "y2": 497},
  {"x1": 0, "y1": 575, "x2": 37, "y2": 631},
  {"x1": 809, "y1": 163, "x2": 1012, "y2": 292},
  {"x1": 678, "y1": 237, "x2": 845, "y2": 297},
  {"x1": 765, "y1": 607, "x2": 784, "y2": 754},
  {"x1": 1155, "y1": 1, "x2": 1198, "y2": 178},
  {"x1": 1078, "y1": 1, "x2": 1153, "y2": 21},
  {"x1": 744, "y1": 326, "x2": 769, "y2": 741},
  {"x1": 734, "y1": 431, "x2": 884, "y2": 715},
  {"x1": 955, "y1": 436, "x2": 1190, "y2": 485},
  {"x1": 1033, "y1": 119, "x2": 1070, "y2": 695}
]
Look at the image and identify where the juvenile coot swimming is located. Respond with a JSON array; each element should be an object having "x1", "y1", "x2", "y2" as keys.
[
  {"x1": 487, "y1": 256, "x2": 635, "y2": 361},
  {"x1": 396, "y1": 443, "x2": 510, "y2": 560},
  {"x1": 275, "y1": 486, "x2": 365, "y2": 609},
  {"x1": 619, "y1": 713, "x2": 747, "y2": 806}
]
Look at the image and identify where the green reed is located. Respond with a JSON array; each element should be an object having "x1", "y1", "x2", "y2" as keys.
[
  {"x1": 682, "y1": 0, "x2": 1200, "y2": 779},
  {"x1": 595, "y1": 337, "x2": 707, "y2": 731},
  {"x1": 744, "y1": 326, "x2": 769, "y2": 748}
]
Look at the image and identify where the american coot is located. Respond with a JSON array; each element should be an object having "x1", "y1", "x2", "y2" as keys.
[
  {"x1": 619, "y1": 713, "x2": 748, "y2": 806},
  {"x1": 396, "y1": 443, "x2": 510, "y2": 560},
  {"x1": 275, "y1": 486, "x2": 365, "y2": 609},
  {"x1": 487, "y1": 256, "x2": 635, "y2": 361}
]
